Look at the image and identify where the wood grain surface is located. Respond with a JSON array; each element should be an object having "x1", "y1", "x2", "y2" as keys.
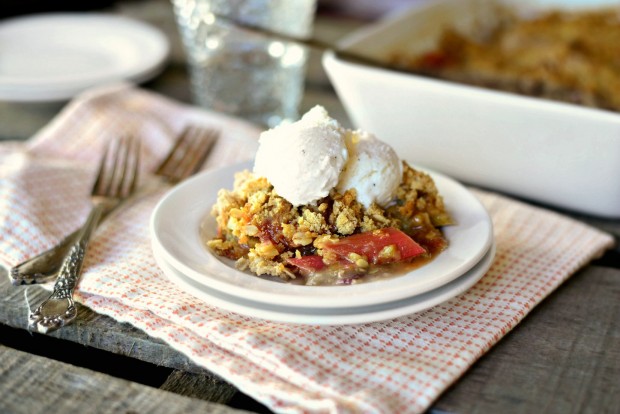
[
  {"x1": 0, "y1": 345, "x2": 250, "y2": 414},
  {"x1": 2, "y1": 263, "x2": 619, "y2": 413},
  {"x1": 1, "y1": 1, "x2": 619, "y2": 413},
  {"x1": 432, "y1": 265, "x2": 620, "y2": 414}
]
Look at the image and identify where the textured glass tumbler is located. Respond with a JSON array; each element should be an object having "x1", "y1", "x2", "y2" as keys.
[{"x1": 172, "y1": 0, "x2": 317, "y2": 127}]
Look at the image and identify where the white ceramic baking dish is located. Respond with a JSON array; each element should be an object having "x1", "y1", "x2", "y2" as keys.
[{"x1": 323, "y1": 0, "x2": 620, "y2": 218}]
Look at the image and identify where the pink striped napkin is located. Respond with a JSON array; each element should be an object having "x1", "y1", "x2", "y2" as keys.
[{"x1": 0, "y1": 83, "x2": 614, "y2": 414}]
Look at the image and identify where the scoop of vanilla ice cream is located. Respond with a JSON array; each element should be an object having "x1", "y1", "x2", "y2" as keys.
[
  {"x1": 336, "y1": 130, "x2": 402, "y2": 208},
  {"x1": 253, "y1": 105, "x2": 348, "y2": 206}
]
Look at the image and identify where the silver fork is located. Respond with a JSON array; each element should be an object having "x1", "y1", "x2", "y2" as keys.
[
  {"x1": 154, "y1": 125, "x2": 219, "y2": 184},
  {"x1": 28, "y1": 136, "x2": 141, "y2": 334},
  {"x1": 10, "y1": 126, "x2": 219, "y2": 285}
]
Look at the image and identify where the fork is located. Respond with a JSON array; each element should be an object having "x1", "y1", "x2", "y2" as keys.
[
  {"x1": 10, "y1": 126, "x2": 219, "y2": 286},
  {"x1": 154, "y1": 125, "x2": 219, "y2": 184},
  {"x1": 28, "y1": 136, "x2": 141, "y2": 333}
]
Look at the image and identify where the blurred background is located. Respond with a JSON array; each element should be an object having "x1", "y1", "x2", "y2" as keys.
[{"x1": 0, "y1": 0, "x2": 424, "y2": 20}]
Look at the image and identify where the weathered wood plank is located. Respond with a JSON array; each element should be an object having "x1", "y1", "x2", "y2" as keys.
[
  {"x1": 0, "y1": 345, "x2": 252, "y2": 414},
  {"x1": 431, "y1": 265, "x2": 620, "y2": 414},
  {"x1": 1, "y1": 2, "x2": 617, "y2": 413},
  {"x1": 0, "y1": 268, "x2": 238, "y2": 398},
  {"x1": 161, "y1": 370, "x2": 238, "y2": 403},
  {"x1": 1, "y1": 269, "x2": 192, "y2": 371},
  {"x1": 4, "y1": 265, "x2": 619, "y2": 414}
]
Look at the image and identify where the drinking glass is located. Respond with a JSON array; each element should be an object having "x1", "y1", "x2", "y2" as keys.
[{"x1": 171, "y1": 0, "x2": 317, "y2": 127}]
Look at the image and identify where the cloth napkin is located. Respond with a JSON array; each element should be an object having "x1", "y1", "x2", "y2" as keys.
[{"x1": 0, "y1": 83, "x2": 615, "y2": 414}]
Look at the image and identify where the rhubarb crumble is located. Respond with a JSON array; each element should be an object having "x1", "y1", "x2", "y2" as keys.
[
  {"x1": 205, "y1": 106, "x2": 453, "y2": 286},
  {"x1": 391, "y1": 8, "x2": 620, "y2": 112}
]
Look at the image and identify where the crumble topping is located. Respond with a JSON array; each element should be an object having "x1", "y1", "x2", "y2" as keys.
[
  {"x1": 205, "y1": 162, "x2": 452, "y2": 284},
  {"x1": 392, "y1": 9, "x2": 620, "y2": 112}
]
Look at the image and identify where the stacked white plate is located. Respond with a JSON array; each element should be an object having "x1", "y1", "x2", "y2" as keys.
[
  {"x1": 150, "y1": 162, "x2": 495, "y2": 325},
  {"x1": 0, "y1": 13, "x2": 169, "y2": 102}
]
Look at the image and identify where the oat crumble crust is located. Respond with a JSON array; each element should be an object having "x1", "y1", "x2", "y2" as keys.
[
  {"x1": 206, "y1": 162, "x2": 451, "y2": 281},
  {"x1": 392, "y1": 9, "x2": 620, "y2": 112}
]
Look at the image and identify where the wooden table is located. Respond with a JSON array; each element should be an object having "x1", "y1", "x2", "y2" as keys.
[{"x1": 1, "y1": 1, "x2": 619, "y2": 413}]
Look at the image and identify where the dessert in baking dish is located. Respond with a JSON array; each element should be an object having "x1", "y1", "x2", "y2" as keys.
[
  {"x1": 392, "y1": 8, "x2": 620, "y2": 112},
  {"x1": 205, "y1": 106, "x2": 453, "y2": 285}
]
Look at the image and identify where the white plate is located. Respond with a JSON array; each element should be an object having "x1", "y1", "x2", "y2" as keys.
[
  {"x1": 150, "y1": 161, "x2": 494, "y2": 308},
  {"x1": 0, "y1": 13, "x2": 169, "y2": 102},
  {"x1": 154, "y1": 240, "x2": 496, "y2": 325}
]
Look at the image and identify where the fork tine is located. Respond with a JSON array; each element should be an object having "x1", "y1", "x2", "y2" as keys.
[
  {"x1": 92, "y1": 140, "x2": 113, "y2": 195},
  {"x1": 129, "y1": 137, "x2": 141, "y2": 195},
  {"x1": 156, "y1": 126, "x2": 219, "y2": 184},
  {"x1": 117, "y1": 136, "x2": 140, "y2": 198},
  {"x1": 191, "y1": 128, "x2": 218, "y2": 171},
  {"x1": 121, "y1": 136, "x2": 139, "y2": 198},
  {"x1": 173, "y1": 127, "x2": 219, "y2": 182},
  {"x1": 110, "y1": 137, "x2": 128, "y2": 197},
  {"x1": 154, "y1": 126, "x2": 192, "y2": 178},
  {"x1": 92, "y1": 136, "x2": 140, "y2": 198}
]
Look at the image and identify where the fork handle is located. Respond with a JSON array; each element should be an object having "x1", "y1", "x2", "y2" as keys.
[
  {"x1": 28, "y1": 203, "x2": 106, "y2": 334},
  {"x1": 9, "y1": 199, "x2": 124, "y2": 285},
  {"x1": 10, "y1": 228, "x2": 81, "y2": 285}
]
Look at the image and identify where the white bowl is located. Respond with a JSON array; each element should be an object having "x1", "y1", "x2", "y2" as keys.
[{"x1": 323, "y1": 0, "x2": 620, "y2": 218}]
